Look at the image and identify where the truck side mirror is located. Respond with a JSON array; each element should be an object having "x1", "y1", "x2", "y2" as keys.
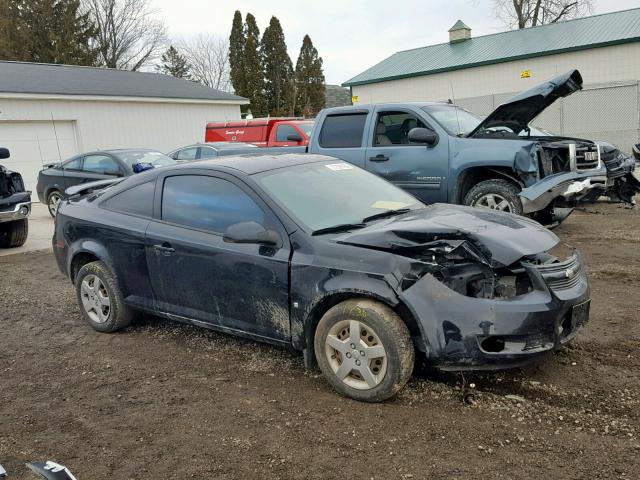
[
  {"x1": 0, "y1": 148, "x2": 10, "y2": 159},
  {"x1": 286, "y1": 134, "x2": 303, "y2": 143},
  {"x1": 408, "y1": 127, "x2": 438, "y2": 146}
]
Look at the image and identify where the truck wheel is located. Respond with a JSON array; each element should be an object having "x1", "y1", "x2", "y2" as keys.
[
  {"x1": 75, "y1": 261, "x2": 134, "y2": 333},
  {"x1": 464, "y1": 179, "x2": 523, "y2": 215},
  {"x1": 47, "y1": 190, "x2": 62, "y2": 217},
  {"x1": 0, "y1": 219, "x2": 28, "y2": 248},
  {"x1": 314, "y1": 299, "x2": 414, "y2": 402}
]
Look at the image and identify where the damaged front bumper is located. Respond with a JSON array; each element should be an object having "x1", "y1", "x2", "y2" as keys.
[
  {"x1": 519, "y1": 171, "x2": 604, "y2": 215},
  {"x1": 0, "y1": 192, "x2": 31, "y2": 223},
  {"x1": 399, "y1": 253, "x2": 590, "y2": 370}
]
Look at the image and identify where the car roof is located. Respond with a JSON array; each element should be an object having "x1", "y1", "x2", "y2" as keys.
[{"x1": 163, "y1": 153, "x2": 336, "y2": 175}]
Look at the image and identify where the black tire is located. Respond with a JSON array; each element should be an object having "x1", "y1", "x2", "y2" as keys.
[
  {"x1": 314, "y1": 299, "x2": 414, "y2": 402},
  {"x1": 47, "y1": 190, "x2": 62, "y2": 217},
  {"x1": 0, "y1": 219, "x2": 28, "y2": 248},
  {"x1": 463, "y1": 178, "x2": 523, "y2": 215},
  {"x1": 75, "y1": 261, "x2": 134, "y2": 332}
]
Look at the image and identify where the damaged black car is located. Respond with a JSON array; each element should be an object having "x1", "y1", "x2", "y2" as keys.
[
  {"x1": 53, "y1": 155, "x2": 590, "y2": 402},
  {"x1": 0, "y1": 147, "x2": 30, "y2": 248}
]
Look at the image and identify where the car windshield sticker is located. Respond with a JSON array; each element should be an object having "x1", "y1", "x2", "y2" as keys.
[{"x1": 325, "y1": 163, "x2": 353, "y2": 171}]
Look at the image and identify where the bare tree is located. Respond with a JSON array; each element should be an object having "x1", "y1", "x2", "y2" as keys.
[
  {"x1": 83, "y1": 0, "x2": 166, "y2": 70},
  {"x1": 492, "y1": 0, "x2": 593, "y2": 29},
  {"x1": 178, "y1": 34, "x2": 231, "y2": 92}
]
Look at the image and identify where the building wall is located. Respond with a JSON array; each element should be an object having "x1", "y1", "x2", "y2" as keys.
[
  {"x1": 0, "y1": 96, "x2": 241, "y2": 189},
  {"x1": 351, "y1": 42, "x2": 640, "y2": 103}
]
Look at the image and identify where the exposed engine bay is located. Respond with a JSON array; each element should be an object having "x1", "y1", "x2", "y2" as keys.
[{"x1": 0, "y1": 164, "x2": 26, "y2": 198}]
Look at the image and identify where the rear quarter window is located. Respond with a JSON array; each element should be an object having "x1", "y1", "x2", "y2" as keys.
[
  {"x1": 102, "y1": 180, "x2": 155, "y2": 218},
  {"x1": 319, "y1": 113, "x2": 367, "y2": 148}
]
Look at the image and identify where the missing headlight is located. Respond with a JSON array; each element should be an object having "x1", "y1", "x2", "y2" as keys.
[{"x1": 435, "y1": 263, "x2": 533, "y2": 299}]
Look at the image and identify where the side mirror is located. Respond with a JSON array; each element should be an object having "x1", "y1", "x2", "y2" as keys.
[
  {"x1": 133, "y1": 162, "x2": 154, "y2": 173},
  {"x1": 0, "y1": 148, "x2": 10, "y2": 159},
  {"x1": 223, "y1": 221, "x2": 282, "y2": 248},
  {"x1": 408, "y1": 127, "x2": 438, "y2": 146},
  {"x1": 286, "y1": 134, "x2": 303, "y2": 143}
]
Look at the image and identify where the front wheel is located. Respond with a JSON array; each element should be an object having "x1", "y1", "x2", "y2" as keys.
[
  {"x1": 314, "y1": 299, "x2": 414, "y2": 402},
  {"x1": 0, "y1": 219, "x2": 28, "y2": 248},
  {"x1": 463, "y1": 179, "x2": 523, "y2": 215}
]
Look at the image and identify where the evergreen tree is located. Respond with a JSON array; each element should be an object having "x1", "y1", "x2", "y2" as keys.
[
  {"x1": 260, "y1": 16, "x2": 294, "y2": 116},
  {"x1": 157, "y1": 45, "x2": 190, "y2": 78},
  {"x1": 243, "y1": 13, "x2": 265, "y2": 117},
  {"x1": 294, "y1": 35, "x2": 325, "y2": 116},
  {"x1": 228, "y1": 10, "x2": 245, "y2": 96},
  {"x1": 0, "y1": 0, "x2": 97, "y2": 65}
]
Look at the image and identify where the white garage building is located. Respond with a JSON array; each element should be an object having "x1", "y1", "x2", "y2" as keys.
[{"x1": 0, "y1": 61, "x2": 248, "y2": 190}]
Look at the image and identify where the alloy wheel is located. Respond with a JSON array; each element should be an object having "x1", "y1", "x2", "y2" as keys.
[
  {"x1": 324, "y1": 319, "x2": 388, "y2": 390},
  {"x1": 474, "y1": 193, "x2": 512, "y2": 212},
  {"x1": 48, "y1": 193, "x2": 61, "y2": 216},
  {"x1": 80, "y1": 274, "x2": 111, "y2": 324}
]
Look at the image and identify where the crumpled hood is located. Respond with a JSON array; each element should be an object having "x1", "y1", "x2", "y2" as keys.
[
  {"x1": 468, "y1": 69, "x2": 583, "y2": 137},
  {"x1": 334, "y1": 204, "x2": 559, "y2": 267}
]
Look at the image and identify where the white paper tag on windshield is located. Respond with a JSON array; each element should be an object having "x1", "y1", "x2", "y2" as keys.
[{"x1": 325, "y1": 163, "x2": 353, "y2": 171}]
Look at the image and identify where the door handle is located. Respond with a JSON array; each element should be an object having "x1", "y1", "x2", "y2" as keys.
[
  {"x1": 369, "y1": 154, "x2": 389, "y2": 162},
  {"x1": 153, "y1": 243, "x2": 175, "y2": 256}
]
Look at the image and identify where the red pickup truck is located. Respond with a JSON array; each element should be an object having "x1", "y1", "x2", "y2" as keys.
[{"x1": 205, "y1": 118, "x2": 314, "y2": 147}]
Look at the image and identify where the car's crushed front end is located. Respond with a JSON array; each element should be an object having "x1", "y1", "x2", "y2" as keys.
[
  {"x1": 0, "y1": 165, "x2": 31, "y2": 224},
  {"x1": 336, "y1": 204, "x2": 590, "y2": 370},
  {"x1": 398, "y1": 245, "x2": 589, "y2": 370},
  {"x1": 467, "y1": 69, "x2": 640, "y2": 224}
]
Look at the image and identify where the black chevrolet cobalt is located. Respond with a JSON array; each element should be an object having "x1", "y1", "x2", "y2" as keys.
[{"x1": 53, "y1": 154, "x2": 590, "y2": 402}]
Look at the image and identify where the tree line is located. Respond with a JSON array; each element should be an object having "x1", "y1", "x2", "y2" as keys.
[{"x1": 228, "y1": 11, "x2": 325, "y2": 117}]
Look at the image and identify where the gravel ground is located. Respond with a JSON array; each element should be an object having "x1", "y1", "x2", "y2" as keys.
[{"x1": 0, "y1": 202, "x2": 639, "y2": 479}]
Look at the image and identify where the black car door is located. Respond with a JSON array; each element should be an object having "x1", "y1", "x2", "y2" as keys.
[
  {"x1": 63, "y1": 153, "x2": 124, "y2": 189},
  {"x1": 145, "y1": 171, "x2": 291, "y2": 342}
]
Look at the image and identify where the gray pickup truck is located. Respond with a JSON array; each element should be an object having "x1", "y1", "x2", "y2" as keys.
[{"x1": 228, "y1": 70, "x2": 638, "y2": 224}]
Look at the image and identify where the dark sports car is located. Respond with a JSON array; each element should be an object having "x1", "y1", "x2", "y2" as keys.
[
  {"x1": 53, "y1": 154, "x2": 590, "y2": 402},
  {"x1": 36, "y1": 149, "x2": 176, "y2": 217}
]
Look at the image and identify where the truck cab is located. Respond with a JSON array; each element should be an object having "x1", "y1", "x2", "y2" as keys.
[{"x1": 205, "y1": 118, "x2": 314, "y2": 147}]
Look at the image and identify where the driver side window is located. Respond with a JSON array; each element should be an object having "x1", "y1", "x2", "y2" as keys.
[
  {"x1": 161, "y1": 175, "x2": 265, "y2": 234},
  {"x1": 374, "y1": 111, "x2": 426, "y2": 146}
]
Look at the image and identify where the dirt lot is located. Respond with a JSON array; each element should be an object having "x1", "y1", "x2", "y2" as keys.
[{"x1": 1, "y1": 202, "x2": 639, "y2": 479}]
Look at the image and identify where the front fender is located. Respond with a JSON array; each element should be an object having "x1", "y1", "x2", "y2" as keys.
[{"x1": 290, "y1": 265, "x2": 400, "y2": 350}]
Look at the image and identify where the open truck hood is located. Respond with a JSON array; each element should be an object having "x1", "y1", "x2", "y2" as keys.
[
  {"x1": 468, "y1": 70, "x2": 583, "y2": 138},
  {"x1": 334, "y1": 204, "x2": 558, "y2": 267}
]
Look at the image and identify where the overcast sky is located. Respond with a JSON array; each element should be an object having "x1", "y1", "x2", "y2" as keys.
[{"x1": 153, "y1": 0, "x2": 640, "y2": 85}]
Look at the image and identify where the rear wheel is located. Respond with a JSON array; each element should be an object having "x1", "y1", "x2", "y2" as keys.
[
  {"x1": 314, "y1": 299, "x2": 414, "y2": 402},
  {"x1": 463, "y1": 179, "x2": 523, "y2": 215},
  {"x1": 75, "y1": 261, "x2": 134, "y2": 332},
  {"x1": 47, "y1": 190, "x2": 62, "y2": 217},
  {"x1": 0, "y1": 219, "x2": 28, "y2": 248}
]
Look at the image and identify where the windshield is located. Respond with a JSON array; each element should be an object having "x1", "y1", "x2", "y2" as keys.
[
  {"x1": 117, "y1": 150, "x2": 177, "y2": 168},
  {"x1": 255, "y1": 161, "x2": 423, "y2": 232},
  {"x1": 422, "y1": 105, "x2": 482, "y2": 136},
  {"x1": 297, "y1": 122, "x2": 314, "y2": 137}
]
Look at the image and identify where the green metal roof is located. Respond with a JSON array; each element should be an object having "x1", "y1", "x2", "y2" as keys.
[{"x1": 343, "y1": 8, "x2": 640, "y2": 87}]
